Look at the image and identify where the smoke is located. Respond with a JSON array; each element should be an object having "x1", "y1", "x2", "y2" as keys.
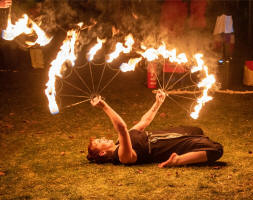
[
  {"x1": 38, "y1": 0, "x2": 219, "y2": 79},
  {"x1": 39, "y1": 0, "x2": 77, "y2": 33}
]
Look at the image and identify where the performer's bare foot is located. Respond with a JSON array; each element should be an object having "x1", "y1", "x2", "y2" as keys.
[{"x1": 158, "y1": 153, "x2": 179, "y2": 168}]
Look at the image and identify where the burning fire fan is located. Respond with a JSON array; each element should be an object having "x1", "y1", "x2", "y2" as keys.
[
  {"x1": 45, "y1": 26, "x2": 215, "y2": 120},
  {"x1": 45, "y1": 31, "x2": 136, "y2": 114}
]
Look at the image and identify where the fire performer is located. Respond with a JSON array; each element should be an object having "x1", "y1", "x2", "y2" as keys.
[{"x1": 87, "y1": 90, "x2": 223, "y2": 167}]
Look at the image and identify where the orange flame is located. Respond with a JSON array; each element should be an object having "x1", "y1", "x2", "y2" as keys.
[
  {"x1": 87, "y1": 37, "x2": 106, "y2": 61},
  {"x1": 107, "y1": 34, "x2": 134, "y2": 63},
  {"x1": 2, "y1": 14, "x2": 52, "y2": 46},
  {"x1": 112, "y1": 26, "x2": 119, "y2": 36},
  {"x1": 139, "y1": 43, "x2": 188, "y2": 64},
  {"x1": 190, "y1": 57, "x2": 216, "y2": 119},
  {"x1": 45, "y1": 29, "x2": 79, "y2": 114},
  {"x1": 25, "y1": 20, "x2": 52, "y2": 46},
  {"x1": 2, "y1": 14, "x2": 32, "y2": 40},
  {"x1": 139, "y1": 48, "x2": 158, "y2": 61},
  {"x1": 123, "y1": 34, "x2": 134, "y2": 53},
  {"x1": 120, "y1": 57, "x2": 142, "y2": 72},
  {"x1": 191, "y1": 54, "x2": 204, "y2": 73}
]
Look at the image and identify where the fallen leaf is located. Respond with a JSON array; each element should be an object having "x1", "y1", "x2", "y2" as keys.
[
  {"x1": 248, "y1": 151, "x2": 252, "y2": 154},
  {"x1": 159, "y1": 112, "x2": 166, "y2": 118},
  {"x1": 36, "y1": 131, "x2": 44, "y2": 134},
  {"x1": 80, "y1": 150, "x2": 85, "y2": 153},
  {"x1": 4, "y1": 123, "x2": 13, "y2": 129},
  {"x1": 0, "y1": 172, "x2": 5, "y2": 176},
  {"x1": 68, "y1": 136, "x2": 74, "y2": 139},
  {"x1": 227, "y1": 175, "x2": 232, "y2": 179},
  {"x1": 136, "y1": 169, "x2": 143, "y2": 174},
  {"x1": 61, "y1": 152, "x2": 65, "y2": 156}
]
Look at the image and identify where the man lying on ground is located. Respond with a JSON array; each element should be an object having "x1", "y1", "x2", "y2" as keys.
[{"x1": 87, "y1": 90, "x2": 223, "y2": 167}]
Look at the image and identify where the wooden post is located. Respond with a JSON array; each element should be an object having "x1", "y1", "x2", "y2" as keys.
[{"x1": 249, "y1": 0, "x2": 252, "y2": 46}]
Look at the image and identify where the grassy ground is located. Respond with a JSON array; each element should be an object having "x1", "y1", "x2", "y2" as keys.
[{"x1": 0, "y1": 68, "x2": 253, "y2": 200}]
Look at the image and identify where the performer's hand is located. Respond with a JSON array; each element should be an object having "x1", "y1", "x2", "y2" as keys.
[
  {"x1": 156, "y1": 89, "x2": 166, "y2": 104},
  {"x1": 90, "y1": 96, "x2": 105, "y2": 108},
  {"x1": 0, "y1": 0, "x2": 12, "y2": 8},
  {"x1": 158, "y1": 153, "x2": 180, "y2": 168}
]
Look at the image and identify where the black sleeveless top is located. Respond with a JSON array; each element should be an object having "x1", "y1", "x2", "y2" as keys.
[
  {"x1": 113, "y1": 129, "x2": 150, "y2": 164},
  {"x1": 112, "y1": 126, "x2": 222, "y2": 165}
]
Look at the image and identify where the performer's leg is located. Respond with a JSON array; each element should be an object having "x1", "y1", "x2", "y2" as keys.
[{"x1": 158, "y1": 151, "x2": 207, "y2": 168}]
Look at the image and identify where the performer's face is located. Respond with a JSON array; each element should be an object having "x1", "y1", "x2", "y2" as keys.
[{"x1": 92, "y1": 137, "x2": 114, "y2": 152}]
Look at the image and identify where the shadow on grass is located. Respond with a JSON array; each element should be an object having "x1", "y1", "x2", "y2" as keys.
[
  {"x1": 187, "y1": 161, "x2": 227, "y2": 168},
  {"x1": 7, "y1": 196, "x2": 31, "y2": 200},
  {"x1": 83, "y1": 159, "x2": 227, "y2": 168}
]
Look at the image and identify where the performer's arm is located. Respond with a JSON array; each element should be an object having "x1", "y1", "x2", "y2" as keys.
[
  {"x1": 130, "y1": 89, "x2": 166, "y2": 132},
  {"x1": 91, "y1": 97, "x2": 137, "y2": 164},
  {"x1": 0, "y1": 0, "x2": 12, "y2": 8}
]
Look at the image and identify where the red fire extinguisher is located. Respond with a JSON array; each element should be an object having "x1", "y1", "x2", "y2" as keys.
[{"x1": 147, "y1": 62, "x2": 157, "y2": 88}]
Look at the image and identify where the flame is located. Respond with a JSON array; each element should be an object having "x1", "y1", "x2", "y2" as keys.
[
  {"x1": 120, "y1": 57, "x2": 142, "y2": 72},
  {"x1": 45, "y1": 29, "x2": 79, "y2": 114},
  {"x1": 139, "y1": 43, "x2": 188, "y2": 64},
  {"x1": 2, "y1": 14, "x2": 52, "y2": 46},
  {"x1": 2, "y1": 14, "x2": 32, "y2": 40},
  {"x1": 107, "y1": 34, "x2": 134, "y2": 63},
  {"x1": 132, "y1": 12, "x2": 138, "y2": 20},
  {"x1": 157, "y1": 43, "x2": 170, "y2": 59},
  {"x1": 191, "y1": 53, "x2": 204, "y2": 73},
  {"x1": 190, "y1": 58, "x2": 216, "y2": 119},
  {"x1": 140, "y1": 48, "x2": 158, "y2": 61},
  {"x1": 123, "y1": 34, "x2": 134, "y2": 53},
  {"x1": 87, "y1": 37, "x2": 106, "y2": 61},
  {"x1": 107, "y1": 42, "x2": 124, "y2": 63},
  {"x1": 112, "y1": 26, "x2": 119, "y2": 36},
  {"x1": 141, "y1": 44, "x2": 147, "y2": 50},
  {"x1": 77, "y1": 22, "x2": 84, "y2": 28},
  {"x1": 176, "y1": 53, "x2": 188, "y2": 64},
  {"x1": 25, "y1": 20, "x2": 52, "y2": 46}
]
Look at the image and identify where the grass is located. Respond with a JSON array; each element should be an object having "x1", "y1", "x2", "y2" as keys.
[{"x1": 0, "y1": 68, "x2": 253, "y2": 200}]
